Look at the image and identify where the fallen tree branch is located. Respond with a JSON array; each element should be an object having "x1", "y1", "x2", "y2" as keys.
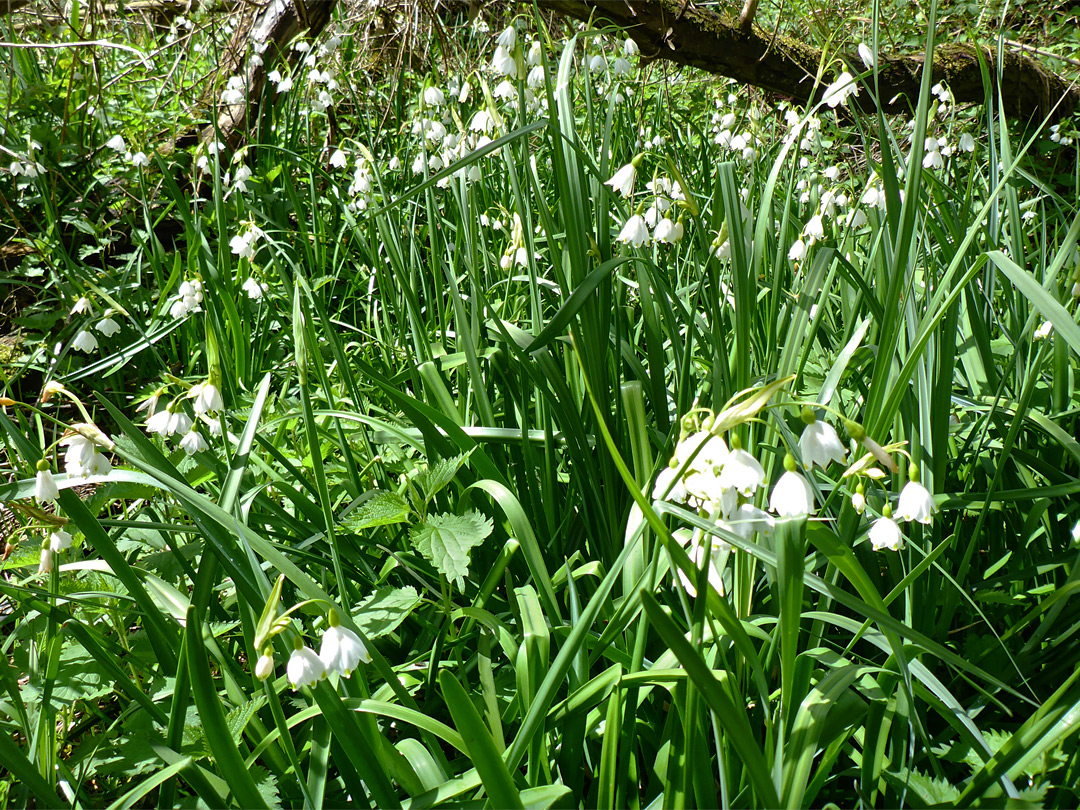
[{"x1": 536, "y1": 0, "x2": 1078, "y2": 122}]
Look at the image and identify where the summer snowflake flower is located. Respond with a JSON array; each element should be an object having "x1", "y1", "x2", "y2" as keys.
[
  {"x1": 858, "y1": 42, "x2": 875, "y2": 69},
  {"x1": 822, "y1": 71, "x2": 860, "y2": 109},
  {"x1": 799, "y1": 419, "x2": 847, "y2": 469},
  {"x1": 189, "y1": 382, "x2": 223, "y2": 415},
  {"x1": 617, "y1": 214, "x2": 650, "y2": 247},
  {"x1": 653, "y1": 467, "x2": 687, "y2": 502},
  {"x1": 49, "y1": 529, "x2": 72, "y2": 552},
  {"x1": 719, "y1": 503, "x2": 774, "y2": 540},
  {"x1": 804, "y1": 214, "x2": 825, "y2": 241},
  {"x1": 38, "y1": 547, "x2": 53, "y2": 575},
  {"x1": 959, "y1": 133, "x2": 975, "y2": 152},
  {"x1": 717, "y1": 448, "x2": 766, "y2": 497},
  {"x1": 497, "y1": 25, "x2": 517, "y2": 50},
  {"x1": 653, "y1": 218, "x2": 680, "y2": 243},
  {"x1": 95, "y1": 312, "x2": 121, "y2": 337},
  {"x1": 131, "y1": 151, "x2": 149, "y2": 167},
  {"x1": 255, "y1": 651, "x2": 275, "y2": 681},
  {"x1": 243, "y1": 277, "x2": 267, "y2": 299},
  {"x1": 674, "y1": 529, "x2": 727, "y2": 598},
  {"x1": 179, "y1": 430, "x2": 208, "y2": 456},
  {"x1": 35, "y1": 468, "x2": 59, "y2": 503},
  {"x1": 319, "y1": 617, "x2": 371, "y2": 677},
  {"x1": 60, "y1": 427, "x2": 112, "y2": 478},
  {"x1": 329, "y1": 149, "x2": 347, "y2": 169},
  {"x1": 422, "y1": 86, "x2": 445, "y2": 107},
  {"x1": 869, "y1": 510, "x2": 904, "y2": 551},
  {"x1": 287, "y1": 643, "x2": 326, "y2": 690},
  {"x1": 492, "y1": 45, "x2": 517, "y2": 78},
  {"x1": 605, "y1": 162, "x2": 637, "y2": 198},
  {"x1": 770, "y1": 468, "x2": 815, "y2": 517},
  {"x1": 788, "y1": 239, "x2": 807, "y2": 262},
  {"x1": 897, "y1": 480, "x2": 938, "y2": 524},
  {"x1": 71, "y1": 296, "x2": 93, "y2": 315},
  {"x1": 72, "y1": 330, "x2": 98, "y2": 353},
  {"x1": 105, "y1": 134, "x2": 127, "y2": 152},
  {"x1": 624, "y1": 38, "x2": 639, "y2": 57}
]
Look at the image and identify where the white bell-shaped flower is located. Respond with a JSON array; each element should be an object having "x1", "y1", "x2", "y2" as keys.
[
  {"x1": 287, "y1": 641, "x2": 326, "y2": 689},
  {"x1": 319, "y1": 612, "x2": 371, "y2": 677}
]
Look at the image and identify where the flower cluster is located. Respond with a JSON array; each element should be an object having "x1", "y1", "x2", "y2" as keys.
[
  {"x1": 169, "y1": 278, "x2": 204, "y2": 320},
  {"x1": 257, "y1": 610, "x2": 372, "y2": 690}
]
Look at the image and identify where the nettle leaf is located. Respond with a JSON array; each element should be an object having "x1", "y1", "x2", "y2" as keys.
[
  {"x1": 409, "y1": 511, "x2": 493, "y2": 590},
  {"x1": 883, "y1": 768, "x2": 961, "y2": 807},
  {"x1": 415, "y1": 450, "x2": 474, "y2": 505},
  {"x1": 342, "y1": 491, "x2": 411, "y2": 533},
  {"x1": 226, "y1": 696, "x2": 264, "y2": 744},
  {"x1": 353, "y1": 586, "x2": 421, "y2": 638}
]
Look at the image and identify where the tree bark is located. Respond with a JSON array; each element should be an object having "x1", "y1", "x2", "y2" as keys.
[
  {"x1": 536, "y1": 0, "x2": 1077, "y2": 122},
  {"x1": 175, "y1": 0, "x2": 337, "y2": 151}
]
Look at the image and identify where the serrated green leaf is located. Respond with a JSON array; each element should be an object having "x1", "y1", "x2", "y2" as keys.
[
  {"x1": 353, "y1": 586, "x2": 421, "y2": 638},
  {"x1": 415, "y1": 450, "x2": 473, "y2": 505},
  {"x1": 409, "y1": 511, "x2": 493, "y2": 590},
  {"x1": 342, "y1": 491, "x2": 411, "y2": 533},
  {"x1": 249, "y1": 765, "x2": 282, "y2": 810},
  {"x1": 226, "y1": 696, "x2": 263, "y2": 745},
  {"x1": 883, "y1": 767, "x2": 961, "y2": 807}
]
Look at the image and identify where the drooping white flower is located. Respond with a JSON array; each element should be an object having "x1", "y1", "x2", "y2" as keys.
[
  {"x1": 719, "y1": 503, "x2": 774, "y2": 540},
  {"x1": 675, "y1": 529, "x2": 728, "y2": 598},
  {"x1": 617, "y1": 214, "x2": 650, "y2": 247},
  {"x1": 38, "y1": 547, "x2": 53, "y2": 575},
  {"x1": 131, "y1": 151, "x2": 149, "y2": 167},
  {"x1": 492, "y1": 45, "x2": 517, "y2": 78},
  {"x1": 243, "y1": 277, "x2": 267, "y2": 299},
  {"x1": 319, "y1": 620, "x2": 371, "y2": 677},
  {"x1": 49, "y1": 529, "x2": 72, "y2": 552},
  {"x1": 822, "y1": 71, "x2": 860, "y2": 109},
  {"x1": 276, "y1": 74, "x2": 294, "y2": 94},
  {"x1": 105, "y1": 134, "x2": 127, "y2": 152},
  {"x1": 179, "y1": 429, "x2": 208, "y2": 456},
  {"x1": 329, "y1": 149, "x2": 347, "y2": 169},
  {"x1": 958, "y1": 133, "x2": 976, "y2": 152},
  {"x1": 145, "y1": 408, "x2": 172, "y2": 436},
  {"x1": 35, "y1": 469, "x2": 59, "y2": 503},
  {"x1": 623, "y1": 38, "x2": 639, "y2": 57},
  {"x1": 605, "y1": 162, "x2": 637, "y2": 198},
  {"x1": 612, "y1": 57, "x2": 632, "y2": 76},
  {"x1": 72, "y1": 330, "x2": 98, "y2": 353},
  {"x1": 858, "y1": 42, "x2": 875, "y2": 69},
  {"x1": 799, "y1": 420, "x2": 847, "y2": 469},
  {"x1": 168, "y1": 410, "x2": 193, "y2": 436},
  {"x1": 71, "y1": 296, "x2": 93, "y2": 315},
  {"x1": 588, "y1": 54, "x2": 606, "y2": 73},
  {"x1": 189, "y1": 381, "x2": 224, "y2": 415},
  {"x1": 652, "y1": 466, "x2": 687, "y2": 502},
  {"x1": 496, "y1": 25, "x2": 517, "y2": 51},
  {"x1": 869, "y1": 513, "x2": 903, "y2": 551},
  {"x1": 788, "y1": 239, "x2": 807, "y2": 262},
  {"x1": 423, "y1": 86, "x2": 445, "y2": 107},
  {"x1": 653, "y1": 218, "x2": 678, "y2": 243},
  {"x1": 287, "y1": 643, "x2": 326, "y2": 689},
  {"x1": 804, "y1": 214, "x2": 825, "y2": 241},
  {"x1": 717, "y1": 448, "x2": 766, "y2": 497},
  {"x1": 255, "y1": 651, "x2": 275, "y2": 681},
  {"x1": 1034, "y1": 321, "x2": 1053, "y2": 340},
  {"x1": 896, "y1": 480, "x2": 938, "y2": 524},
  {"x1": 851, "y1": 484, "x2": 867, "y2": 514},
  {"x1": 770, "y1": 469, "x2": 815, "y2": 517},
  {"x1": 60, "y1": 429, "x2": 112, "y2": 478},
  {"x1": 95, "y1": 314, "x2": 121, "y2": 337}
]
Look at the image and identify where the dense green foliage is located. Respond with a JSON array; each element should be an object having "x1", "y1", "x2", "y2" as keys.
[{"x1": 2, "y1": 1, "x2": 1080, "y2": 807}]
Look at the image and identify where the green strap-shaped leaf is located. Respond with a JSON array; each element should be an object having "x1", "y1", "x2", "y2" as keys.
[
  {"x1": 184, "y1": 607, "x2": 269, "y2": 810},
  {"x1": 439, "y1": 670, "x2": 525, "y2": 810},
  {"x1": 640, "y1": 591, "x2": 781, "y2": 809}
]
